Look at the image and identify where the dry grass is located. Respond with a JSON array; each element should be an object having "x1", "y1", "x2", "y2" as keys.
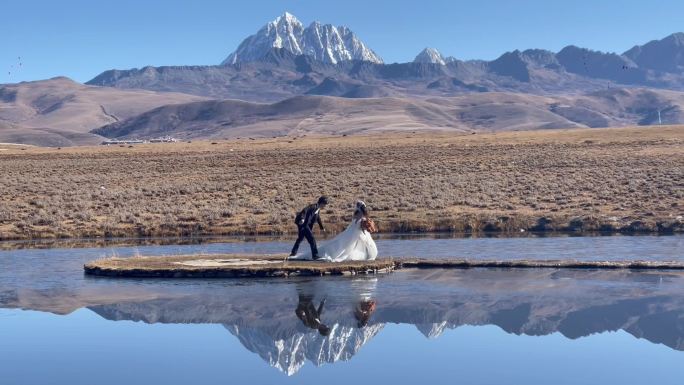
[{"x1": 1, "y1": 126, "x2": 682, "y2": 240}]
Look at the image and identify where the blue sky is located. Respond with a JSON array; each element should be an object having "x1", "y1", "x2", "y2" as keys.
[{"x1": 2, "y1": 0, "x2": 684, "y2": 84}]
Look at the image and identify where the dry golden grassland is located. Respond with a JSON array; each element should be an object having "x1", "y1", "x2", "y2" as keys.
[{"x1": 0, "y1": 126, "x2": 682, "y2": 240}]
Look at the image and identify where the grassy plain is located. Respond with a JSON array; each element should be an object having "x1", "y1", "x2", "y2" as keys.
[{"x1": 0, "y1": 126, "x2": 682, "y2": 240}]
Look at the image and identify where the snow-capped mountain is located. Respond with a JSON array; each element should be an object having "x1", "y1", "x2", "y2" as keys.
[
  {"x1": 223, "y1": 12, "x2": 383, "y2": 65},
  {"x1": 413, "y1": 47, "x2": 447, "y2": 65},
  {"x1": 225, "y1": 323, "x2": 384, "y2": 376},
  {"x1": 415, "y1": 321, "x2": 450, "y2": 339},
  {"x1": 413, "y1": 48, "x2": 458, "y2": 65}
]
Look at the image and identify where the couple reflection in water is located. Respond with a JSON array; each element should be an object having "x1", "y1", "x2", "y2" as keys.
[{"x1": 295, "y1": 279, "x2": 377, "y2": 336}]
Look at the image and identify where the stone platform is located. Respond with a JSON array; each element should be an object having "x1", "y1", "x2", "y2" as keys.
[
  {"x1": 84, "y1": 254, "x2": 684, "y2": 278},
  {"x1": 84, "y1": 254, "x2": 396, "y2": 278}
]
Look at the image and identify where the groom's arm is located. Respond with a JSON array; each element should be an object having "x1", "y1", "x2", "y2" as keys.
[
  {"x1": 317, "y1": 298, "x2": 326, "y2": 315},
  {"x1": 317, "y1": 215, "x2": 325, "y2": 231}
]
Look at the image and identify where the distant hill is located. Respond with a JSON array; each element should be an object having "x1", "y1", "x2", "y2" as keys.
[
  {"x1": 92, "y1": 88, "x2": 684, "y2": 140},
  {"x1": 0, "y1": 120, "x2": 104, "y2": 147},
  {"x1": 0, "y1": 77, "x2": 205, "y2": 146}
]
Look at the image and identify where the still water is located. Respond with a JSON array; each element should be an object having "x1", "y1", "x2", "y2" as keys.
[{"x1": 1, "y1": 235, "x2": 683, "y2": 384}]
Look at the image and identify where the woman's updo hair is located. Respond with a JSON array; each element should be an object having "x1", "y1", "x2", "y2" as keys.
[{"x1": 355, "y1": 200, "x2": 368, "y2": 216}]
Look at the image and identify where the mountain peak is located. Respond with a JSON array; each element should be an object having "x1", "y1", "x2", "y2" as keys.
[
  {"x1": 277, "y1": 11, "x2": 300, "y2": 24},
  {"x1": 270, "y1": 12, "x2": 303, "y2": 32},
  {"x1": 223, "y1": 13, "x2": 382, "y2": 65},
  {"x1": 664, "y1": 32, "x2": 684, "y2": 45},
  {"x1": 414, "y1": 48, "x2": 446, "y2": 65},
  {"x1": 623, "y1": 33, "x2": 684, "y2": 73}
]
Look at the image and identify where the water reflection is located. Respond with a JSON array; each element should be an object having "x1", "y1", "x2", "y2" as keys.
[
  {"x1": 4, "y1": 269, "x2": 677, "y2": 375},
  {"x1": 222, "y1": 279, "x2": 382, "y2": 375}
]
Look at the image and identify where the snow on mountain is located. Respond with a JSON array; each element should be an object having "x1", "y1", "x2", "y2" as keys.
[
  {"x1": 413, "y1": 47, "x2": 447, "y2": 65},
  {"x1": 223, "y1": 12, "x2": 383, "y2": 65},
  {"x1": 222, "y1": 12, "x2": 304, "y2": 65},
  {"x1": 225, "y1": 322, "x2": 385, "y2": 376},
  {"x1": 415, "y1": 321, "x2": 450, "y2": 339}
]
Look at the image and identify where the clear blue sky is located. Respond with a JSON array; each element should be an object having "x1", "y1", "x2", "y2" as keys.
[{"x1": 2, "y1": 0, "x2": 683, "y2": 84}]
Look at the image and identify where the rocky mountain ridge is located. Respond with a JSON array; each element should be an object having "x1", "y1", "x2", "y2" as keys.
[{"x1": 86, "y1": 28, "x2": 684, "y2": 103}]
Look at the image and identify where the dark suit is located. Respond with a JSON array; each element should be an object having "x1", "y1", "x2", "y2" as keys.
[
  {"x1": 290, "y1": 203, "x2": 325, "y2": 258},
  {"x1": 295, "y1": 295, "x2": 326, "y2": 330}
]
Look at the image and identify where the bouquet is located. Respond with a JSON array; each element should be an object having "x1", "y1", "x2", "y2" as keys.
[{"x1": 360, "y1": 218, "x2": 378, "y2": 233}]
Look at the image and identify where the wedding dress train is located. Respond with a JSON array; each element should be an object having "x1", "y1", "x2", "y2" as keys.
[{"x1": 293, "y1": 218, "x2": 378, "y2": 262}]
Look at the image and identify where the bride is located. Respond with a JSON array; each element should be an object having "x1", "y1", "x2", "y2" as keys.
[{"x1": 292, "y1": 201, "x2": 378, "y2": 262}]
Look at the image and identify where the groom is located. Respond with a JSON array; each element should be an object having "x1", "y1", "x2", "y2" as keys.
[{"x1": 289, "y1": 196, "x2": 328, "y2": 260}]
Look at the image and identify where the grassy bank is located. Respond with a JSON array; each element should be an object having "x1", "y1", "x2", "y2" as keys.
[{"x1": 1, "y1": 126, "x2": 682, "y2": 240}]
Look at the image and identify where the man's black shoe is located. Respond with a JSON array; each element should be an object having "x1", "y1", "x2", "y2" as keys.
[{"x1": 312, "y1": 255, "x2": 320, "y2": 260}]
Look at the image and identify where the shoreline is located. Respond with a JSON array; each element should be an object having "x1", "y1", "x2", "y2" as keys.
[
  {"x1": 2, "y1": 230, "x2": 680, "y2": 252},
  {"x1": 0, "y1": 216, "x2": 682, "y2": 243}
]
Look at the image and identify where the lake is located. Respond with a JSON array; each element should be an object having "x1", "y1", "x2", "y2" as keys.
[{"x1": 1, "y1": 234, "x2": 683, "y2": 384}]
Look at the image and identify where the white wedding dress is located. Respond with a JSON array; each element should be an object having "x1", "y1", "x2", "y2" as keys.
[{"x1": 293, "y1": 218, "x2": 378, "y2": 262}]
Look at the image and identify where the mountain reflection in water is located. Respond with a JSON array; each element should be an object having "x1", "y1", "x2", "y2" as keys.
[{"x1": 24, "y1": 269, "x2": 674, "y2": 375}]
